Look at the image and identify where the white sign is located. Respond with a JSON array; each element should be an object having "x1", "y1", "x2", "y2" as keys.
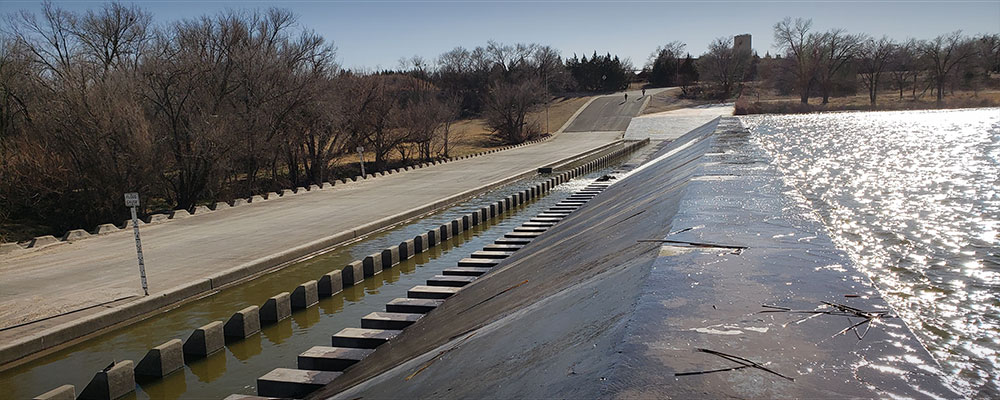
[
  {"x1": 124, "y1": 192, "x2": 140, "y2": 207},
  {"x1": 356, "y1": 146, "x2": 364, "y2": 153}
]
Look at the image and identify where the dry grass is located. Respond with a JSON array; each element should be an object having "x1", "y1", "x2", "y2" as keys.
[{"x1": 341, "y1": 95, "x2": 594, "y2": 165}]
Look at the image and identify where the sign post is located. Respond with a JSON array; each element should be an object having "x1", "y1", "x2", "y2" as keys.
[
  {"x1": 356, "y1": 146, "x2": 366, "y2": 176},
  {"x1": 124, "y1": 192, "x2": 148, "y2": 296}
]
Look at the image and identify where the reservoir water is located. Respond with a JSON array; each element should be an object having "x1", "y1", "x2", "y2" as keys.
[{"x1": 744, "y1": 108, "x2": 1000, "y2": 397}]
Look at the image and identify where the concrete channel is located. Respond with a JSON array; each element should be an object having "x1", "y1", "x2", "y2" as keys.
[{"x1": 12, "y1": 141, "x2": 647, "y2": 399}]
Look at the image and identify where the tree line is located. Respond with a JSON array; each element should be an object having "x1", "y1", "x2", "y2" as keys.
[
  {"x1": 0, "y1": 3, "x2": 638, "y2": 240},
  {"x1": 642, "y1": 18, "x2": 999, "y2": 105}
]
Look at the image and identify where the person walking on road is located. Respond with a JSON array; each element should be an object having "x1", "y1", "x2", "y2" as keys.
[
  {"x1": 642, "y1": 88, "x2": 646, "y2": 97},
  {"x1": 624, "y1": 93, "x2": 628, "y2": 102}
]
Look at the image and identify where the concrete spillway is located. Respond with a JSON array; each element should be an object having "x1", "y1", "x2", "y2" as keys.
[{"x1": 311, "y1": 118, "x2": 959, "y2": 399}]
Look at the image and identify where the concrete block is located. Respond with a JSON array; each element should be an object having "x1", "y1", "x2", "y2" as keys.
[
  {"x1": 342, "y1": 261, "x2": 364, "y2": 288},
  {"x1": 380, "y1": 247, "x2": 399, "y2": 269},
  {"x1": 32, "y1": 385, "x2": 75, "y2": 400},
  {"x1": 407, "y1": 285, "x2": 460, "y2": 299},
  {"x1": 193, "y1": 205, "x2": 212, "y2": 214},
  {"x1": 298, "y1": 346, "x2": 374, "y2": 372},
  {"x1": 0, "y1": 242, "x2": 24, "y2": 255},
  {"x1": 427, "y1": 230, "x2": 438, "y2": 247},
  {"x1": 340, "y1": 178, "x2": 349, "y2": 184},
  {"x1": 426, "y1": 275, "x2": 476, "y2": 287},
  {"x1": 495, "y1": 237, "x2": 532, "y2": 246},
  {"x1": 385, "y1": 298, "x2": 443, "y2": 314},
  {"x1": 61, "y1": 229, "x2": 90, "y2": 241},
  {"x1": 413, "y1": 233, "x2": 428, "y2": 253},
  {"x1": 362, "y1": 254, "x2": 382, "y2": 277},
  {"x1": 224, "y1": 306, "x2": 261, "y2": 338},
  {"x1": 260, "y1": 292, "x2": 291, "y2": 323},
  {"x1": 296, "y1": 186, "x2": 307, "y2": 193},
  {"x1": 308, "y1": 184, "x2": 321, "y2": 191},
  {"x1": 354, "y1": 175, "x2": 363, "y2": 181},
  {"x1": 77, "y1": 360, "x2": 134, "y2": 400},
  {"x1": 145, "y1": 214, "x2": 169, "y2": 223},
  {"x1": 471, "y1": 211, "x2": 480, "y2": 226},
  {"x1": 134, "y1": 339, "x2": 184, "y2": 378},
  {"x1": 458, "y1": 258, "x2": 499, "y2": 268},
  {"x1": 317, "y1": 271, "x2": 343, "y2": 297},
  {"x1": 506, "y1": 231, "x2": 544, "y2": 239},
  {"x1": 279, "y1": 189, "x2": 292, "y2": 197},
  {"x1": 29, "y1": 235, "x2": 60, "y2": 248},
  {"x1": 257, "y1": 368, "x2": 340, "y2": 398},
  {"x1": 265, "y1": 192, "x2": 279, "y2": 199},
  {"x1": 361, "y1": 312, "x2": 422, "y2": 330},
  {"x1": 471, "y1": 250, "x2": 514, "y2": 259},
  {"x1": 398, "y1": 239, "x2": 415, "y2": 260},
  {"x1": 438, "y1": 224, "x2": 451, "y2": 240},
  {"x1": 364, "y1": 174, "x2": 373, "y2": 179},
  {"x1": 250, "y1": 195, "x2": 265, "y2": 203},
  {"x1": 91, "y1": 224, "x2": 118, "y2": 235},
  {"x1": 291, "y1": 281, "x2": 319, "y2": 309},
  {"x1": 121, "y1": 219, "x2": 143, "y2": 229},
  {"x1": 450, "y1": 219, "x2": 462, "y2": 234},
  {"x1": 170, "y1": 209, "x2": 192, "y2": 219},
  {"x1": 442, "y1": 267, "x2": 492, "y2": 277},
  {"x1": 232, "y1": 198, "x2": 249, "y2": 207},
  {"x1": 331, "y1": 328, "x2": 401, "y2": 349},
  {"x1": 483, "y1": 243, "x2": 525, "y2": 251},
  {"x1": 183, "y1": 321, "x2": 225, "y2": 358}
]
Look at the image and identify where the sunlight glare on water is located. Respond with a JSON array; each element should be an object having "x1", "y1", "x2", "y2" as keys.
[{"x1": 743, "y1": 108, "x2": 1000, "y2": 397}]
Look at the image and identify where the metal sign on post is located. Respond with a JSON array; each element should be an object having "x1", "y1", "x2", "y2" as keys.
[
  {"x1": 124, "y1": 192, "x2": 148, "y2": 296},
  {"x1": 356, "y1": 146, "x2": 366, "y2": 176}
]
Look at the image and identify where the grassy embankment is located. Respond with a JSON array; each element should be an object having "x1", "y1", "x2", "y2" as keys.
[{"x1": 735, "y1": 89, "x2": 1000, "y2": 115}]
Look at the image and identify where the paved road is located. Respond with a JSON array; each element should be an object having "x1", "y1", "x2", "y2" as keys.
[
  {"x1": 0, "y1": 130, "x2": 620, "y2": 335},
  {"x1": 563, "y1": 88, "x2": 668, "y2": 132}
]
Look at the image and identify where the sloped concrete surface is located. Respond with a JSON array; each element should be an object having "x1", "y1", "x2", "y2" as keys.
[{"x1": 313, "y1": 118, "x2": 957, "y2": 399}]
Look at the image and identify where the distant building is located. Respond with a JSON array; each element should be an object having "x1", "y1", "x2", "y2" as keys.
[{"x1": 734, "y1": 34, "x2": 752, "y2": 54}]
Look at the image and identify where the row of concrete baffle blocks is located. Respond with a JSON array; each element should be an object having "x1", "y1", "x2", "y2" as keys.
[
  {"x1": 246, "y1": 180, "x2": 613, "y2": 399},
  {"x1": 30, "y1": 140, "x2": 646, "y2": 400}
]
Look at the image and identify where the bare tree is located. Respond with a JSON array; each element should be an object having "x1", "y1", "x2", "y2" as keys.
[
  {"x1": 921, "y1": 31, "x2": 973, "y2": 104},
  {"x1": 6, "y1": 1, "x2": 158, "y2": 227},
  {"x1": 483, "y1": 79, "x2": 544, "y2": 144},
  {"x1": 815, "y1": 28, "x2": 862, "y2": 104},
  {"x1": 773, "y1": 17, "x2": 820, "y2": 104},
  {"x1": 698, "y1": 37, "x2": 751, "y2": 100},
  {"x1": 888, "y1": 39, "x2": 918, "y2": 100},
  {"x1": 645, "y1": 41, "x2": 686, "y2": 87},
  {"x1": 857, "y1": 36, "x2": 895, "y2": 106}
]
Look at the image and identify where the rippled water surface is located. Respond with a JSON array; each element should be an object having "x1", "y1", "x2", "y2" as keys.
[{"x1": 744, "y1": 109, "x2": 1000, "y2": 396}]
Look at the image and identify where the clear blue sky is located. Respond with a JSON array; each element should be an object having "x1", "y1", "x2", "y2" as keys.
[{"x1": 2, "y1": 1, "x2": 998, "y2": 70}]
